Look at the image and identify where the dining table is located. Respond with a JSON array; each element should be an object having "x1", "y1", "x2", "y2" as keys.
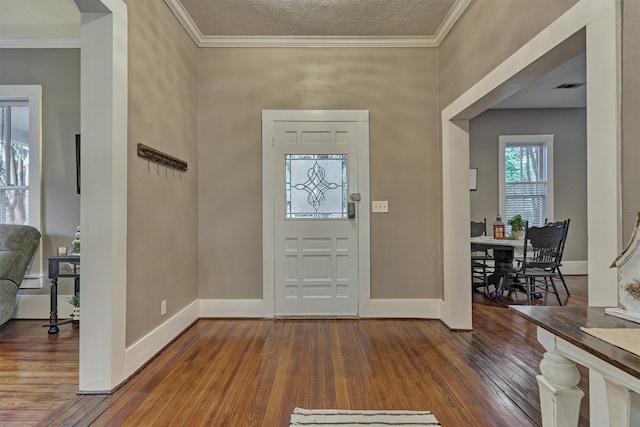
[{"x1": 470, "y1": 236, "x2": 527, "y2": 298}]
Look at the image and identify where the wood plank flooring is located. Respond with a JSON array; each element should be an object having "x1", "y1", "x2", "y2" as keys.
[
  {"x1": 0, "y1": 276, "x2": 589, "y2": 426},
  {"x1": 0, "y1": 319, "x2": 79, "y2": 425}
]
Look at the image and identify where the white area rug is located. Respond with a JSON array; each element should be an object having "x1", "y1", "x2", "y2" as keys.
[{"x1": 289, "y1": 408, "x2": 441, "y2": 426}]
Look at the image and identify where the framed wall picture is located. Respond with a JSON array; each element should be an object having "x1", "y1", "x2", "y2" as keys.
[
  {"x1": 76, "y1": 134, "x2": 81, "y2": 194},
  {"x1": 469, "y1": 168, "x2": 478, "y2": 191}
]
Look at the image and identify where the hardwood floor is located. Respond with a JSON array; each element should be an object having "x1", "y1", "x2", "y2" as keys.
[
  {"x1": 0, "y1": 319, "x2": 79, "y2": 425},
  {"x1": 0, "y1": 276, "x2": 589, "y2": 426}
]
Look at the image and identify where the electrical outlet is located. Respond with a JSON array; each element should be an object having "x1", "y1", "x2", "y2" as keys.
[
  {"x1": 161, "y1": 300, "x2": 167, "y2": 316},
  {"x1": 372, "y1": 200, "x2": 388, "y2": 213}
]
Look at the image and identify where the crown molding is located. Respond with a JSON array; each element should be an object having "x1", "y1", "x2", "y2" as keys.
[
  {"x1": 164, "y1": 0, "x2": 203, "y2": 46},
  {"x1": 198, "y1": 35, "x2": 438, "y2": 48},
  {"x1": 0, "y1": 37, "x2": 80, "y2": 48},
  {"x1": 433, "y1": 0, "x2": 471, "y2": 45},
  {"x1": 165, "y1": 0, "x2": 470, "y2": 48}
]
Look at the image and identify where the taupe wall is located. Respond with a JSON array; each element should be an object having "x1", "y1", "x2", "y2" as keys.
[
  {"x1": 125, "y1": 0, "x2": 199, "y2": 345},
  {"x1": 121, "y1": 0, "x2": 636, "y2": 335},
  {"x1": 469, "y1": 108, "x2": 587, "y2": 262},
  {"x1": 197, "y1": 48, "x2": 441, "y2": 300},
  {"x1": 622, "y1": 0, "x2": 640, "y2": 241},
  {"x1": 0, "y1": 48, "x2": 81, "y2": 297},
  {"x1": 438, "y1": 0, "x2": 579, "y2": 108}
]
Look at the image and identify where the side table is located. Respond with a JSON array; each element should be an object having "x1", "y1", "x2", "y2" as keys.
[
  {"x1": 510, "y1": 306, "x2": 640, "y2": 426},
  {"x1": 42, "y1": 255, "x2": 80, "y2": 334}
]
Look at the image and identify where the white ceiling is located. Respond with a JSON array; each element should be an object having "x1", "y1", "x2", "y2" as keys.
[
  {"x1": 0, "y1": 0, "x2": 585, "y2": 109},
  {"x1": 0, "y1": 0, "x2": 79, "y2": 39},
  {"x1": 492, "y1": 52, "x2": 586, "y2": 109},
  {"x1": 0, "y1": 0, "x2": 465, "y2": 40},
  {"x1": 179, "y1": 0, "x2": 459, "y2": 37}
]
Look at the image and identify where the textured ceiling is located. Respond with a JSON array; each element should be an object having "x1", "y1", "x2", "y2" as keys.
[
  {"x1": 179, "y1": 0, "x2": 458, "y2": 37},
  {"x1": 0, "y1": 0, "x2": 462, "y2": 39},
  {"x1": 0, "y1": 0, "x2": 79, "y2": 38}
]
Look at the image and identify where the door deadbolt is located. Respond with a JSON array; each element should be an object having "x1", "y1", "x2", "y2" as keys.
[{"x1": 348, "y1": 202, "x2": 356, "y2": 219}]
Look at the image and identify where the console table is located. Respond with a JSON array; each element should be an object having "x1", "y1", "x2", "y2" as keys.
[
  {"x1": 42, "y1": 255, "x2": 80, "y2": 334},
  {"x1": 510, "y1": 306, "x2": 640, "y2": 427}
]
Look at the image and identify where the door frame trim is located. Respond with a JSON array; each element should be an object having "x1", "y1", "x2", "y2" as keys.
[{"x1": 262, "y1": 110, "x2": 370, "y2": 317}]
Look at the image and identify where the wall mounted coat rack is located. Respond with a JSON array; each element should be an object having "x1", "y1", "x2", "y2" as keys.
[{"x1": 137, "y1": 143, "x2": 188, "y2": 172}]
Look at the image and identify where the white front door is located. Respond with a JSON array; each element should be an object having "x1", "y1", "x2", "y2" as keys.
[{"x1": 263, "y1": 111, "x2": 369, "y2": 316}]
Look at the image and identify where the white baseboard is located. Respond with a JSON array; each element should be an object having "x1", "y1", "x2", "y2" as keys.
[
  {"x1": 199, "y1": 299, "x2": 267, "y2": 318},
  {"x1": 562, "y1": 261, "x2": 588, "y2": 275},
  {"x1": 199, "y1": 298, "x2": 442, "y2": 319},
  {"x1": 359, "y1": 299, "x2": 441, "y2": 318},
  {"x1": 14, "y1": 294, "x2": 75, "y2": 319},
  {"x1": 19, "y1": 275, "x2": 44, "y2": 289},
  {"x1": 125, "y1": 300, "x2": 199, "y2": 378}
]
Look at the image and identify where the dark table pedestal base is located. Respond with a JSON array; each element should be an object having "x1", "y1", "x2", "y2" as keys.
[{"x1": 42, "y1": 256, "x2": 80, "y2": 334}]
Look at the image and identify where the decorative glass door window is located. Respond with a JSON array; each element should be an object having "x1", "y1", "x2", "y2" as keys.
[{"x1": 285, "y1": 154, "x2": 347, "y2": 219}]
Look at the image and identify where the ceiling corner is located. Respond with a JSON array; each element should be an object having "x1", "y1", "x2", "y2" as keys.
[
  {"x1": 164, "y1": 0, "x2": 202, "y2": 47},
  {"x1": 433, "y1": 0, "x2": 471, "y2": 46}
]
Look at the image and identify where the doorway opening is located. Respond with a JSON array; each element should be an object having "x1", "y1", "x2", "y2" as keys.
[{"x1": 441, "y1": 2, "x2": 619, "y2": 330}]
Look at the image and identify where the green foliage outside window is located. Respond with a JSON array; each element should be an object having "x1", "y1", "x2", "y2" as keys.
[{"x1": 505, "y1": 146, "x2": 541, "y2": 183}]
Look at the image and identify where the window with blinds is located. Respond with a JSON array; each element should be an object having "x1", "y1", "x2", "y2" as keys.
[
  {"x1": 498, "y1": 135, "x2": 554, "y2": 232},
  {"x1": 0, "y1": 86, "x2": 42, "y2": 289},
  {"x1": 0, "y1": 103, "x2": 30, "y2": 225}
]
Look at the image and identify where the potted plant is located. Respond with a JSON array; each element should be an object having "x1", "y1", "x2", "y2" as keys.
[
  {"x1": 67, "y1": 292, "x2": 80, "y2": 322},
  {"x1": 507, "y1": 214, "x2": 526, "y2": 240}
]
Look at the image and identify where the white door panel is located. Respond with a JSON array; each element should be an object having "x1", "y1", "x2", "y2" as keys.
[{"x1": 273, "y1": 120, "x2": 360, "y2": 316}]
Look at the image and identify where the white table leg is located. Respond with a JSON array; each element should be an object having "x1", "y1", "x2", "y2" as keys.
[
  {"x1": 604, "y1": 377, "x2": 640, "y2": 426},
  {"x1": 537, "y1": 350, "x2": 584, "y2": 427}
]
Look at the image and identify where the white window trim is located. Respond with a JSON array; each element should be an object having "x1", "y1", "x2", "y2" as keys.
[
  {"x1": 498, "y1": 134, "x2": 554, "y2": 225},
  {"x1": 0, "y1": 85, "x2": 43, "y2": 288}
]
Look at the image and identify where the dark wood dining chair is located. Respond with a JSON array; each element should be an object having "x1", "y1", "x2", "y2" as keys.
[
  {"x1": 471, "y1": 219, "x2": 493, "y2": 294},
  {"x1": 470, "y1": 219, "x2": 486, "y2": 238},
  {"x1": 514, "y1": 220, "x2": 567, "y2": 305},
  {"x1": 545, "y1": 218, "x2": 571, "y2": 295}
]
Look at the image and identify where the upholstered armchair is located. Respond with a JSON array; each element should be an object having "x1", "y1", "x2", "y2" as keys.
[{"x1": 0, "y1": 224, "x2": 41, "y2": 326}]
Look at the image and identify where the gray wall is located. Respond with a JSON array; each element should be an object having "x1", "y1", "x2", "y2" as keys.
[
  {"x1": 197, "y1": 47, "x2": 441, "y2": 300},
  {"x1": 438, "y1": 0, "x2": 579, "y2": 109},
  {"x1": 125, "y1": 0, "x2": 200, "y2": 346},
  {"x1": 622, "y1": 0, "x2": 640, "y2": 241},
  {"x1": 0, "y1": 48, "x2": 81, "y2": 297},
  {"x1": 469, "y1": 108, "x2": 587, "y2": 262}
]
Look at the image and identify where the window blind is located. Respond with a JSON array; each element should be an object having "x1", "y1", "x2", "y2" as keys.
[
  {"x1": 505, "y1": 182, "x2": 547, "y2": 228},
  {"x1": 0, "y1": 187, "x2": 29, "y2": 224}
]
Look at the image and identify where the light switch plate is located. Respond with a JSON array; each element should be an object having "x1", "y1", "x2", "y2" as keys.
[{"x1": 372, "y1": 201, "x2": 388, "y2": 213}]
